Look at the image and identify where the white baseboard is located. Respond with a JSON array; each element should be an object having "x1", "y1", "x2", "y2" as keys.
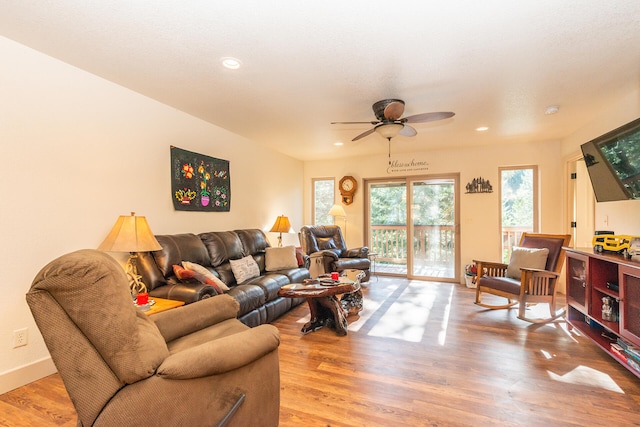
[{"x1": 0, "y1": 357, "x2": 57, "y2": 395}]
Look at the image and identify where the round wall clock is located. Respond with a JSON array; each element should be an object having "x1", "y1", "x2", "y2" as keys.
[{"x1": 339, "y1": 175, "x2": 357, "y2": 205}]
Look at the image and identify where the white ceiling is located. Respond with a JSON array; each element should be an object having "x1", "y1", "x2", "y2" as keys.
[{"x1": 1, "y1": 1, "x2": 639, "y2": 161}]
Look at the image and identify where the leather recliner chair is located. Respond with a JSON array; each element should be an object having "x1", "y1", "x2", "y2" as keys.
[{"x1": 299, "y1": 225, "x2": 371, "y2": 281}]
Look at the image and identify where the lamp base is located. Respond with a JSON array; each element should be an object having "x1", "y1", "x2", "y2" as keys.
[{"x1": 125, "y1": 253, "x2": 148, "y2": 296}]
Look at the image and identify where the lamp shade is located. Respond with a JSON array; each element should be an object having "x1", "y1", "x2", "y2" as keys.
[
  {"x1": 98, "y1": 212, "x2": 162, "y2": 253},
  {"x1": 328, "y1": 204, "x2": 346, "y2": 217},
  {"x1": 269, "y1": 215, "x2": 291, "y2": 233}
]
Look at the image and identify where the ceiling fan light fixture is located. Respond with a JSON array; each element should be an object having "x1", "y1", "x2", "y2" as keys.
[{"x1": 375, "y1": 123, "x2": 404, "y2": 139}]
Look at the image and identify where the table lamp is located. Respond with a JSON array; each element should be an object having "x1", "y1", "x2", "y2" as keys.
[
  {"x1": 98, "y1": 212, "x2": 162, "y2": 295},
  {"x1": 269, "y1": 215, "x2": 291, "y2": 247},
  {"x1": 328, "y1": 204, "x2": 347, "y2": 236}
]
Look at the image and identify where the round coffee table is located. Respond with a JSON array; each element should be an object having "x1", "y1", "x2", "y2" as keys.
[{"x1": 278, "y1": 273, "x2": 363, "y2": 336}]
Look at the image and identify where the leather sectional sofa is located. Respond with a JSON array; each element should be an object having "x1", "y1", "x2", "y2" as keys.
[{"x1": 138, "y1": 229, "x2": 310, "y2": 326}]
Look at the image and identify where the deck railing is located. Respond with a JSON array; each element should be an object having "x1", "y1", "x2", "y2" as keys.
[
  {"x1": 370, "y1": 225, "x2": 455, "y2": 264},
  {"x1": 369, "y1": 225, "x2": 530, "y2": 265}
]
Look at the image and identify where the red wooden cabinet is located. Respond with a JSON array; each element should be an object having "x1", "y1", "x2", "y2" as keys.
[{"x1": 565, "y1": 248, "x2": 640, "y2": 378}]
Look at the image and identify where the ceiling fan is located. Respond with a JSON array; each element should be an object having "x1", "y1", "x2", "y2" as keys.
[{"x1": 332, "y1": 99, "x2": 455, "y2": 142}]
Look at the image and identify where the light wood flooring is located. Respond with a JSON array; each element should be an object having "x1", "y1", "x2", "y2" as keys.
[{"x1": 2, "y1": 276, "x2": 640, "y2": 426}]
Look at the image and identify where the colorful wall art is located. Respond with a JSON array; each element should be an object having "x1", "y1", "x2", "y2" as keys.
[{"x1": 170, "y1": 146, "x2": 230, "y2": 211}]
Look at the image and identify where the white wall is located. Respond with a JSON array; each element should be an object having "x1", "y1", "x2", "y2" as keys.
[
  {"x1": 0, "y1": 36, "x2": 303, "y2": 393},
  {"x1": 303, "y1": 139, "x2": 565, "y2": 278}
]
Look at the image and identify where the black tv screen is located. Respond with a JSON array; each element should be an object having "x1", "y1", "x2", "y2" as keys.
[{"x1": 581, "y1": 117, "x2": 640, "y2": 202}]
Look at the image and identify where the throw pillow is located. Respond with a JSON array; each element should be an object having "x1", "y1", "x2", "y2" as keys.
[
  {"x1": 172, "y1": 264, "x2": 223, "y2": 294},
  {"x1": 506, "y1": 247, "x2": 549, "y2": 279},
  {"x1": 295, "y1": 246, "x2": 304, "y2": 266},
  {"x1": 265, "y1": 246, "x2": 298, "y2": 271},
  {"x1": 229, "y1": 255, "x2": 260, "y2": 284},
  {"x1": 182, "y1": 261, "x2": 230, "y2": 291}
]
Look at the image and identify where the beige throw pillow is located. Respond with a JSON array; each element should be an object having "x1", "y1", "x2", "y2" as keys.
[
  {"x1": 229, "y1": 255, "x2": 260, "y2": 284},
  {"x1": 265, "y1": 246, "x2": 298, "y2": 271},
  {"x1": 506, "y1": 246, "x2": 549, "y2": 279},
  {"x1": 181, "y1": 261, "x2": 230, "y2": 291}
]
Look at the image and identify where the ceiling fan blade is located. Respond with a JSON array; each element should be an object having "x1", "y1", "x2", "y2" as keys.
[
  {"x1": 352, "y1": 127, "x2": 376, "y2": 141},
  {"x1": 383, "y1": 101, "x2": 405, "y2": 120},
  {"x1": 331, "y1": 121, "x2": 380, "y2": 125},
  {"x1": 403, "y1": 111, "x2": 455, "y2": 123},
  {"x1": 399, "y1": 124, "x2": 417, "y2": 137}
]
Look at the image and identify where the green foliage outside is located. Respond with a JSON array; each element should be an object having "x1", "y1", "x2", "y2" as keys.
[
  {"x1": 501, "y1": 169, "x2": 533, "y2": 227},
  {"x1": 501, "y1": 168, "x2": 534, "y2": 262},
  {"x1": 370, "y1": 182, "x2": 454, "y2": 226},
  {"x1": 314, "y1": 179, "x2": 335, "y2": 225}
]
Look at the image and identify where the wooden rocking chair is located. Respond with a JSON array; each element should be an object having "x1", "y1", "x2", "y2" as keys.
[{"x1": 474, "y1": 233, "x2": 572, "y2": 323}]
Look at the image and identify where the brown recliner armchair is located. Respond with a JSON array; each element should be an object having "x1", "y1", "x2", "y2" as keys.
[
  {"x1": 299, "y1": 225, "x2": 371, "y2": 281},
  {"x1": 26, "y1": 249, "x2": 280, "y2": 427}
]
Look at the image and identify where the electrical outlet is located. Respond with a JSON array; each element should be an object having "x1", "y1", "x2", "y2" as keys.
[{"x1": 13, "y1": 328, "x2": 28, "y2": 348}]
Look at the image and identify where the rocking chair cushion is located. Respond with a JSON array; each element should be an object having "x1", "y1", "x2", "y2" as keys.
[
  {"x1": 506, "y1": 247, "x2": 549, "y2": 279},
  {"x1": 478, "y1": 276, "x2": 521, "y2": 294}
]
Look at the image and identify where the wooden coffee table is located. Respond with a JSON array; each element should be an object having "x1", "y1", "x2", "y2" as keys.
[{"x1": 278, "y1": 274, "x2": 363, "y2": 336}]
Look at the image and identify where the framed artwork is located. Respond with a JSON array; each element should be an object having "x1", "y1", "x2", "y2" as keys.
[{"x1": 170, "y1": 146, "x2": 230, "y2": 211}]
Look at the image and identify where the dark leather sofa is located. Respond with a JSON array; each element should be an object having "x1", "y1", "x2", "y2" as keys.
[{"x1": 138, "y1": 229, "x2": 309, "y2": 327}]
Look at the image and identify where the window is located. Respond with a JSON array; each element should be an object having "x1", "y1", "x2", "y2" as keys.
[
  {"x1": 313, "y1": 178, "x2": 335, "y2": 225},
  {"x1": 500, "y1": 166, "x2": 538, "y2": 262}
]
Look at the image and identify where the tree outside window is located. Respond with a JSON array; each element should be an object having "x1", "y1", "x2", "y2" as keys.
[
  {"x1": 500, "y1": 167, "x2": 538, "y2": 262},
  {"x1": 313, "y1": 178, "x2": 335, "y2": 225}
]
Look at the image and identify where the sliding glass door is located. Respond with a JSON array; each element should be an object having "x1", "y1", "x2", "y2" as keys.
[{"x1": 366, "y1": 174, "x2": 459, "y2": 281}]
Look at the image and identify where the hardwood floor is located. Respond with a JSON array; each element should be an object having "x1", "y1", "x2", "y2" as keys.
[{"x1": 3, "y1": 276, "x2": 640, "y2": 426}]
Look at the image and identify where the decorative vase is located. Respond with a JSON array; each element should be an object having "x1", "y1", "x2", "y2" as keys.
[{"x1": 201, "y1": 195, "x2": 210, "y2": 206}]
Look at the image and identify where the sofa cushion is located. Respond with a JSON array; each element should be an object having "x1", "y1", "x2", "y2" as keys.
[
  {"x1": 235, "y1": 229, "x2": 269, "y2": 256},
  {"x1": 182, "y1": 261, "x2": 230, "y2": 291},
  {"x1": 278, "y1": 267, "x2": 311, "y2": 284},
  {"x1": 506, "y1": 246, "x2": 549, "y2": 279},
  {"x1": 244, "y1": 273, "x2": 290, "y2": 301},
  {"x1": 199, "y1": 231, "x2": 245, "y2": 267},
  {"x1": 152, "y1": 234, "x2": 211, "y2": 278},
  {"x1": 265, "y1": 246, "x2": 298, "y2": 271},
  {"x1": 226, "y1": 284, "x2": 267, "y2": 316},
  {"x1": 230, "y1": 256, "x2": 261, "y2": 284}
]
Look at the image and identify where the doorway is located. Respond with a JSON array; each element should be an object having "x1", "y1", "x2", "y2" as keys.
[
  {"x1": 568, "y1": 156, "x2": 595, "y2": 248},
  {"x1": 365, "y1": 174, "x2": 460, "y2": 282}
]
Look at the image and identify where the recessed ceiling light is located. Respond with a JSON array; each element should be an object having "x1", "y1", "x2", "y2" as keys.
[
  {"x1": 476, "y1": 126, "x2": 489, "y2": 132},
  {"x1": 221, "y1": 57, "x2": 241, "y2": 70},
  {"x1": 334, "y1": 141, "x2": 344, "y2": 146},
  {"x1": 545, "y1": 105, "x2": 560, "y2": 115}
]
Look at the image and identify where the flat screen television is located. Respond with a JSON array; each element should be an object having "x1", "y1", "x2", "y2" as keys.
[{"x1": 581, "y1": 117, "x2": 640, "y2": 202}]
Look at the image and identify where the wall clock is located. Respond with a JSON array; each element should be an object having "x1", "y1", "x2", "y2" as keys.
[{"x1": 339, "y1": 175, "x2": 357, "y2": 205}]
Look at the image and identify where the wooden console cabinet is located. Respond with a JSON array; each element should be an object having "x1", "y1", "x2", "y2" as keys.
[{"x1": 565, "y1": 248, "x2": 640, "y2": 377}]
